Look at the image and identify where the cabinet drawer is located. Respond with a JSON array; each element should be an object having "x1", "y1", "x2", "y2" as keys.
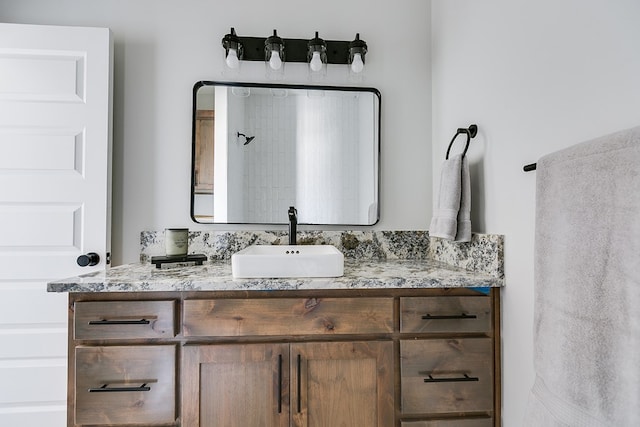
[
  {"x1": 183, "y1": 297, "x2": 394, "y2": 337},
  {"x1": 75, "y1": 345, "x2": 176, "y2": 425},
  {"x1": 401, "y1": 338, "x2": 493, "y2": 414},
  {"x1": 401, "y1": 419, "x2": 493, "y2": 427},
  {"x1": 400, "y1": 296, "x2": 491, "y2": 333},
  {"x1": 74, "y1": 300, "x2": 176, "y2": 340}
]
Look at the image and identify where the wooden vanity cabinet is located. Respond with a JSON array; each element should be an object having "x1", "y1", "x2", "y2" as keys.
[
  {"x1": 68, "y1": 297, "x2": 179, "y2": 427},
  {"x1": 182, "y1": 340, "x2": 394, "y2": 427},
  {"x1": 181, "y1": 297, "x2": 395, "y2": 427},
  {"x1": 66, "y1": 288, "x2": 500, "y2": 427},
  {"x1": 399, "y1": 295, "x2": 498, "y2": 426}
]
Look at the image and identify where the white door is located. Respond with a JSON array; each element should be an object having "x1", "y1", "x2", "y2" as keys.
[{"x1": 0, "y1": 23, "x2": 112, "y2": 426}]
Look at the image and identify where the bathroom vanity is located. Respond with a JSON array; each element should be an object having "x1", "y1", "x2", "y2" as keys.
[{"x1": 49, "y1": 231, "x2": 503, "y2": 427}]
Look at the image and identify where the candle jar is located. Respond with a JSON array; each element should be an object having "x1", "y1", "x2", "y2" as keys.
[{"x1": 165, "y1": 228, "x2": 189, "y2": 257}]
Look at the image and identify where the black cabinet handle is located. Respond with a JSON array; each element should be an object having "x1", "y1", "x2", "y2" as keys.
[
  {"x1": 296, "y1": 354, "x2": 302, "y2": 413},
  {"x1": 421, "y1": 313, "x2": 477, "y2": 320},
  {"x1": 77, "y1": 252, "x2": 100, "y2": 267},
  {"x1": 422, "y1": 373, "x2": 479, "y2": 383},
  {"x1": 89, "y1": 383, "x2": 151, "y2": 392},
  {"x1": 277, "y1": 354, "x2": 283, "y2": 414},
  {"x1": 88, "y1": 319, "x2": 151, "y2": 325}
]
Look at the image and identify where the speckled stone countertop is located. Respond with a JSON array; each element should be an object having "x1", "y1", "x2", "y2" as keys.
[{"x1": 47, "y1": 231, "x2": 504, "y2": 293}]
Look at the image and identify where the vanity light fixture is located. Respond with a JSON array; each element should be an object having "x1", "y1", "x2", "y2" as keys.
[
  {"x1": 265, "y1": 29, "x2": 285, "y2": 71},
  {"x1": 348, "y1": 33, "x2": 367, "y2": 74},
  {"x1": 221, "y1": 27, "x2": 243, "y2": 70},
  {"x1": 221, "y1": 29, "x2": 369, "y2": 77},
  {"x1": 307, "y1": 31, "x2": 327, "y2": 76}
]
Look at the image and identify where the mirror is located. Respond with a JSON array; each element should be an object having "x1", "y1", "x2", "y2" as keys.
[{"x1": 191, "y1": 81, "x2": 380, "y2": 225}]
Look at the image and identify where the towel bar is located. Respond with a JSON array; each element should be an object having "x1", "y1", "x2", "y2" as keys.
[{"x1": 446, "y1": 124, "x2": 478, "y2": 159}]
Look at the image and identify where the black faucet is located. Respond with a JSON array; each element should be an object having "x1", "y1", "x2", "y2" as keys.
[{"x1": 288, "y1": 206, "x2": 297, "y2": 245}]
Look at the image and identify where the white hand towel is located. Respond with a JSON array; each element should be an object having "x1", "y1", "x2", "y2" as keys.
[
  {"x1": 429, "y1": 154, "x2": 471, "y2": 242},
  {"x1": 455, "y1": 155, "x2": 471, "y2": 242}
]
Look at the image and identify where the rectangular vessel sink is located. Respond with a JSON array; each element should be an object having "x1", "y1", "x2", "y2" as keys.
[{"x1": 231, "y1": 245, "x2": 344, "y2": 279}]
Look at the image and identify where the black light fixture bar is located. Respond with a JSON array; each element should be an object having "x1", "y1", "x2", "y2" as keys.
[{"x1": 238, "y1": 36, "x2": 351, "y2": 64}]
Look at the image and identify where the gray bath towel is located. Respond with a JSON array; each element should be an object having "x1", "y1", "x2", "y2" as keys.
[
  {"x1": 524, "y1": 126, "x2": 640, "y2": 426},
  {"x1": 429, "y1": 153, "x2": 471, "y2": 242}
]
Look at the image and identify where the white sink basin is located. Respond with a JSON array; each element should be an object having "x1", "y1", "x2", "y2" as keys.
[{"x1": 231, "y1": 245, "x2": 344, "y2": 279}]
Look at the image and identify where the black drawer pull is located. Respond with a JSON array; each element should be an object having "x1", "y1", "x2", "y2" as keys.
[
  {"x1": 297, "y1": 354, "x2": 302, "y2": 413},
  {"x1": 277, "y1": 354, "x2": 283, "y2": 414},
  {"x1": 423, "y1": 373, "x2": 479, "y2": 383},
  {"x1": 421, "y1": 313, "x2": 477, "y2": 320},
  {"x1": 89, "y1": 383, "x2": 151, "y2": 392},
  {"x1": 88, "y1": 319, "x2": 151, "y2": 325}
]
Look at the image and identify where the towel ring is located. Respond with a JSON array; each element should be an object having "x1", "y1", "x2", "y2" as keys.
[{"x1": 446, "y1": 124, "x2": 478, "y2": 160}]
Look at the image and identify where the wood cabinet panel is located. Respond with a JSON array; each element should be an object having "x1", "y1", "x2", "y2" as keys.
[
  {"x1": 291, "y1": 341, "x2": 394, "y2": 427},
  {"x1": 401, "y1": 338, "x2": 493, "y2": 414},
  {"x1": 400, "y1": 296, "x2": 491, "y2": 333},
  {"x1": 74, "y1": 300, "x2": 176, "y2": 340},
  {"x1": 401, "y1": 419, "x2": 493, "y2": 427},
  {"x1": 182, "y1": 341, "x2": 394, "y2": 427},
  {"x1": 194, "y1": 109, "x2": 214, "y2": 194},
  {"x1": 182, "y1": 343, "x2": 289, "y2": 427},
  {"x1": 183, "y1": 297, "x2": 394, "y2": 337},
  {"x1": 74, "y1": 345, "x2": 176, "y2": 425},
  {"x1": 66, "y1": 288, "x2": 500, "y2": 427}
]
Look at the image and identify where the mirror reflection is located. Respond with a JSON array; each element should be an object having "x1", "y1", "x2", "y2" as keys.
[{"x1": 191, "y1": 81, "x2": 380, "y2": 225}]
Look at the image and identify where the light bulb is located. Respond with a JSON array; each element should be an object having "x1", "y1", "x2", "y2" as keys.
[
  {"x1": 225, "y1": 48, "x2": 239, "y2": 69},
  {"x1": 269, "y1": 50, "x2": 282, "y2": 70},
  {"x1": 310, "y1": 51, "x2": 323, "y2": 72},
  {"x1": 351, "y1": 52, "x2": 364, "y2": 73}
]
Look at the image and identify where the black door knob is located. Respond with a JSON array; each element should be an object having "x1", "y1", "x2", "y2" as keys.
[{"x1": 77, "y1": 252, "x2": 100, "y2": 267}]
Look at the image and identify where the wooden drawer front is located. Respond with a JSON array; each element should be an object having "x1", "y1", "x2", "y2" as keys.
[
  {"x1": 401, "y1": 338, "x2": 493, "y2": 414},
  {"x1": 401, "y1": 419, "x2": 493, "y2": 427},
  {"x1": 183, "y1": 297, "x2": 394, "y2": 337},
  {"x1": 400, "y1": 296, "x2": 491, "y2": 333},
  {"x1": 75, "y1": 345, "x2": 176, "y2": 425},
  {"x1": 74, "y1": 300, "x2": 176, "y2": 340}
]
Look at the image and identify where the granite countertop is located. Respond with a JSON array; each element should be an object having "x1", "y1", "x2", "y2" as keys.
[{"x1": 47, "y1": 258, "x2": 503, "y2": 293}]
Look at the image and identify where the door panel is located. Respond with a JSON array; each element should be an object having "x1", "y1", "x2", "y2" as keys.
[
  {"x1": 182, "y1": 343, "x2": 290, "y2": 427},
  {"x1": 291, "y1": 341, "x2": 394, "y2": 427},
  {"x1": 0, "y1": 23, "x2": 112, "y2": 426}
]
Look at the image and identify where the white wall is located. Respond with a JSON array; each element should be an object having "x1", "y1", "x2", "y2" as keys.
[
  {"x1": 432, "y1": 1, "x2": 640, "y2": 424},
  {"x1": 0, "y1": 0, "x2": 432, "y2": 265}
]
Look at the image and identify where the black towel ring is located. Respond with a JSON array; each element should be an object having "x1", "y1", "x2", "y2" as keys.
[{"x1": 446, "y1": 124, "x2": 478, "y2": 160}]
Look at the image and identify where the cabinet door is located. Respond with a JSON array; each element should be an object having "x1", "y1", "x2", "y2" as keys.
[
  {"x1": 291, "y1": 341, "x2": 394, "y2": 427},
  {"x1": 182, "y1": 343, "x2": 289, "y2": 427},
  {"x1": 194, "y1": 110, "x2": 214, "y2": 193}
]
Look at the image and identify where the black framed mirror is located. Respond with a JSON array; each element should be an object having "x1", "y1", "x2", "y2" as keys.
[{"x1": 191, "y1": 81, "x2": 380, "y2": 225}]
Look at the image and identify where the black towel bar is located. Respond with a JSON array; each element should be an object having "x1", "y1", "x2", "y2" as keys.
[{"x1": 446, "y1": 124, "x2": 478, "y2": 160}]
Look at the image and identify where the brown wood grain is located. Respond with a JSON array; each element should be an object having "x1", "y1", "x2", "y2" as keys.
[
  {"x1": 66, "y1": 288, "x2": 501, "y2": 426},
  {"x1": 400, "y1": 296, "x2": 491, "y2": 334},
  {"x1": 291, "y1": 340, "x2": 394, "y2": 427},
  {"x1": 74, "y1": 345, "x2": 176, "y2": 425},
  {"x1": 74, "y1": 300, "x2": 176, "y2": 340},
  {"x1": 400, "y1": 338, "x2": 493, "y2": 414},
  {"x1": 194, "y1": 109, "x2": 214, "y2": 194},
  {"x1": 401, "y1": 419, "x2": 494, "y2": 427},
  {"x1": 182, "y1": 343, "x2": 289, "y2": 427},
  {"x1": 183, "y1": 297, "x2": 394, "y2": 337}
]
